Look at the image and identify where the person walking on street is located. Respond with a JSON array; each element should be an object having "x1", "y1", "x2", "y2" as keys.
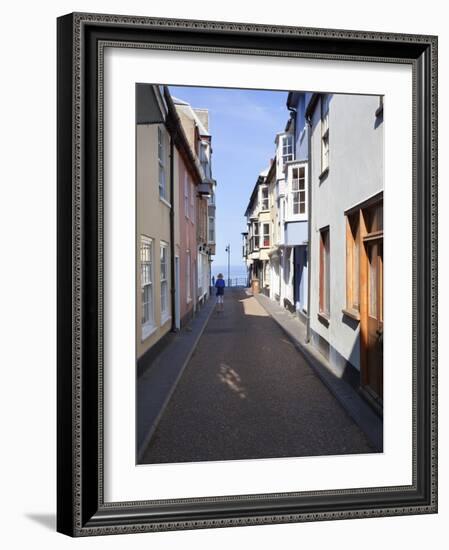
[{"x1": 215, "y1": 273, "x2": 225, "y2": 312}]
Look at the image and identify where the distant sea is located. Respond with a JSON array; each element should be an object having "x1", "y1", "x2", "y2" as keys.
[{"x1": 212, "y1": 264, "x2": 247, "y2": 284}]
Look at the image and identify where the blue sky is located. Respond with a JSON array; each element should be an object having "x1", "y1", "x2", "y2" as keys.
[{"x1": 169, "y1": 86, "x2": 289, "y2": 267}]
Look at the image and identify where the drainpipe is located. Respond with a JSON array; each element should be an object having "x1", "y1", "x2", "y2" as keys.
[
  {"x1": 306, "y1": 113, "x2": 313, "y2": 343},
  {"x1": 169, "y1": 136, "x2": 176, "y2": 332},
  {"x1": 287, "y1": 105, "x2": 297, "y2": 158},
  {"x1": 287, "y1": 104, "x2": 297, "y2": 309}
]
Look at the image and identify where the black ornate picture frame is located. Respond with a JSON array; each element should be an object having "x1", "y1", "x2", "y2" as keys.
[{"x1": 57, "y1": 12, "x2": 438, "y2": 536}]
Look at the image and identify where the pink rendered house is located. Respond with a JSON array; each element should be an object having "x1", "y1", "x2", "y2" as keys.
[{"x1": 178, "y1": 156, "x2": 198, "y2": 326}]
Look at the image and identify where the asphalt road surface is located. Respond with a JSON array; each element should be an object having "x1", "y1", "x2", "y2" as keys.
[{"x1": 141, "y1": 288, "x2": 374, "y2": 464}]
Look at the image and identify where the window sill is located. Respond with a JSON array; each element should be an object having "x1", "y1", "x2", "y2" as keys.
[
  {"x1": 317, "y1": 312, "x2": 330, "y2": 327},
  {"x1": 161, "y1": 314, "x2": 171, "y2": 326},
  {"x1": 159, "y1": 197, "x2": 172, "y2": 209},
  {"x1": 342, "y1": 308, "x2": 360, "y2": 322},
  {"x1": 141, "y1": 323, "x2": 157, "y2": 341},
  {"x1": 319, "y1": 167, "x2": 329, "y2": 181}
]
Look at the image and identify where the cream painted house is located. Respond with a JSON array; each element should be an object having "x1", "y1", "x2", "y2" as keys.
[
  {"x1": 244, "y1": 168, "x2": 271, "y2": 292},
  {"x1": 267, "y1": 160, "x2": 281, "y2": 300},
  {"x1": 136, "y1": 93, "x2": 174, "y2": 360}
]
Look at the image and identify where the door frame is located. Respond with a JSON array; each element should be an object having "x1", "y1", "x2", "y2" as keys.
[{"x1": 359, "y1": 194, "x2": 383, "y2": 406}]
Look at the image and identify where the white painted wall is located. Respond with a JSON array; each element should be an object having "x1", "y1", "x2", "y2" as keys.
[
  {"x1": 309, "y1": 94, "x2": 384, "y2": 373},
  {"x1": 280, "y1": 248, "x2": 295, "y2": 305}
]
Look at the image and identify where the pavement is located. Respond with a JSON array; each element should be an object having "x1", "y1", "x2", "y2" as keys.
[
  {"x1": 137, "y1": 296, "x2": 215, "y2": 460},
  {"x1": 140, "y1": 288, "x2": 376, "y2": 464}
]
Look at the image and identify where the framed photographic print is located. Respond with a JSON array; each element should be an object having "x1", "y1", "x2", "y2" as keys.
[{"x1": 57, "y1": 12, "x2": 438, "y2": 536}]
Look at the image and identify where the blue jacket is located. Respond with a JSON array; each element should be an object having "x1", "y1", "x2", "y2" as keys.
[{"x1": 215, "y1": 279, "x2": 225, "y2": 295}]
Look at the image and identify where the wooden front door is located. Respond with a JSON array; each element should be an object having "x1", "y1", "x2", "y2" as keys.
[
  {"x1": 360, "y1": 198, "x2": 383, "y2": 405},
  {"x1": 365, "y1": 239, "x2": 383, "y2": 400}
]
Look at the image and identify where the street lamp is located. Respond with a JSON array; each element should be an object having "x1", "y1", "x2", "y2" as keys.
[{"x1": 225, "y1": 244, "x2": 231, "y2": 287}]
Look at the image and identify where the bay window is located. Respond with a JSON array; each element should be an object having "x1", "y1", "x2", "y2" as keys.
[
  {"x1": 262, "y1": 223, "x2": 270, "y2": 247},
  {"x1": 253, "y1": 223, "x2": 259, "y2": 249}
]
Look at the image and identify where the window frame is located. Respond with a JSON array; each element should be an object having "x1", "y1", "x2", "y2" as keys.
[
  {"x1": 262, "y1": 222, "x2": 270, "y2": 248},
  {"x1": 160, "y1": 241, "x2": 170, "y2": 323},
  {"x1": 261, "y1": 185, "x2": 269, "y2": 211},
  {"x1": 184, "y1": 172, "x2": 190, "y2": 219},
  {"x1": 291, "y1": 165, "x2": 306, "y2": 216},
  {"x1": 253, "y1": 222, "x2": 260, "y2": 250},
  {"x1": 208, "y1": 215, "x2": 215, "y2": 243},
  {"x1": 190, "y1": 180, "x2": 195, "y2": 220},
  {"x1": 282, "y1": 134, "x2": 294, "y2": 165},
  {"x1": 344, "y1": 194, "x2": 383, "y2": 322},
  {"x1": 320, "y1": 95, "x2": 330, "y2": 176},
  {"x1": 158, "y1": 126, "x2": 167, "y2": 200},
  {"x1": 186, "y1": 250, "x2": 191, "y2": 304},
  {"x1": 319, "y1": 226, "x2": 330, "y2": 320},
  {"x1": 345, "y1": 212, "x2": 361, "y2": 318},
  {"x1": 140, "y1": 235, "x2": 155, "y2": 339}
]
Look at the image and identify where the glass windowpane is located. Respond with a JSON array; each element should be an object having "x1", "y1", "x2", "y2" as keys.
[{"x1": 369, "y1": 244, "x2": 378, "y2": 317}]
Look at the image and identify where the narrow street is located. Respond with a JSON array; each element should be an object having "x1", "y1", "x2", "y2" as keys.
[{"x1": 141, "y1": 288, "x2": 374, "y2": 464}]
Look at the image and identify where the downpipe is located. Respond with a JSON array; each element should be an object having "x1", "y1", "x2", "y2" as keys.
[{"x1": 306, "y1": 114, "x2": 313, "y2": 344}]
